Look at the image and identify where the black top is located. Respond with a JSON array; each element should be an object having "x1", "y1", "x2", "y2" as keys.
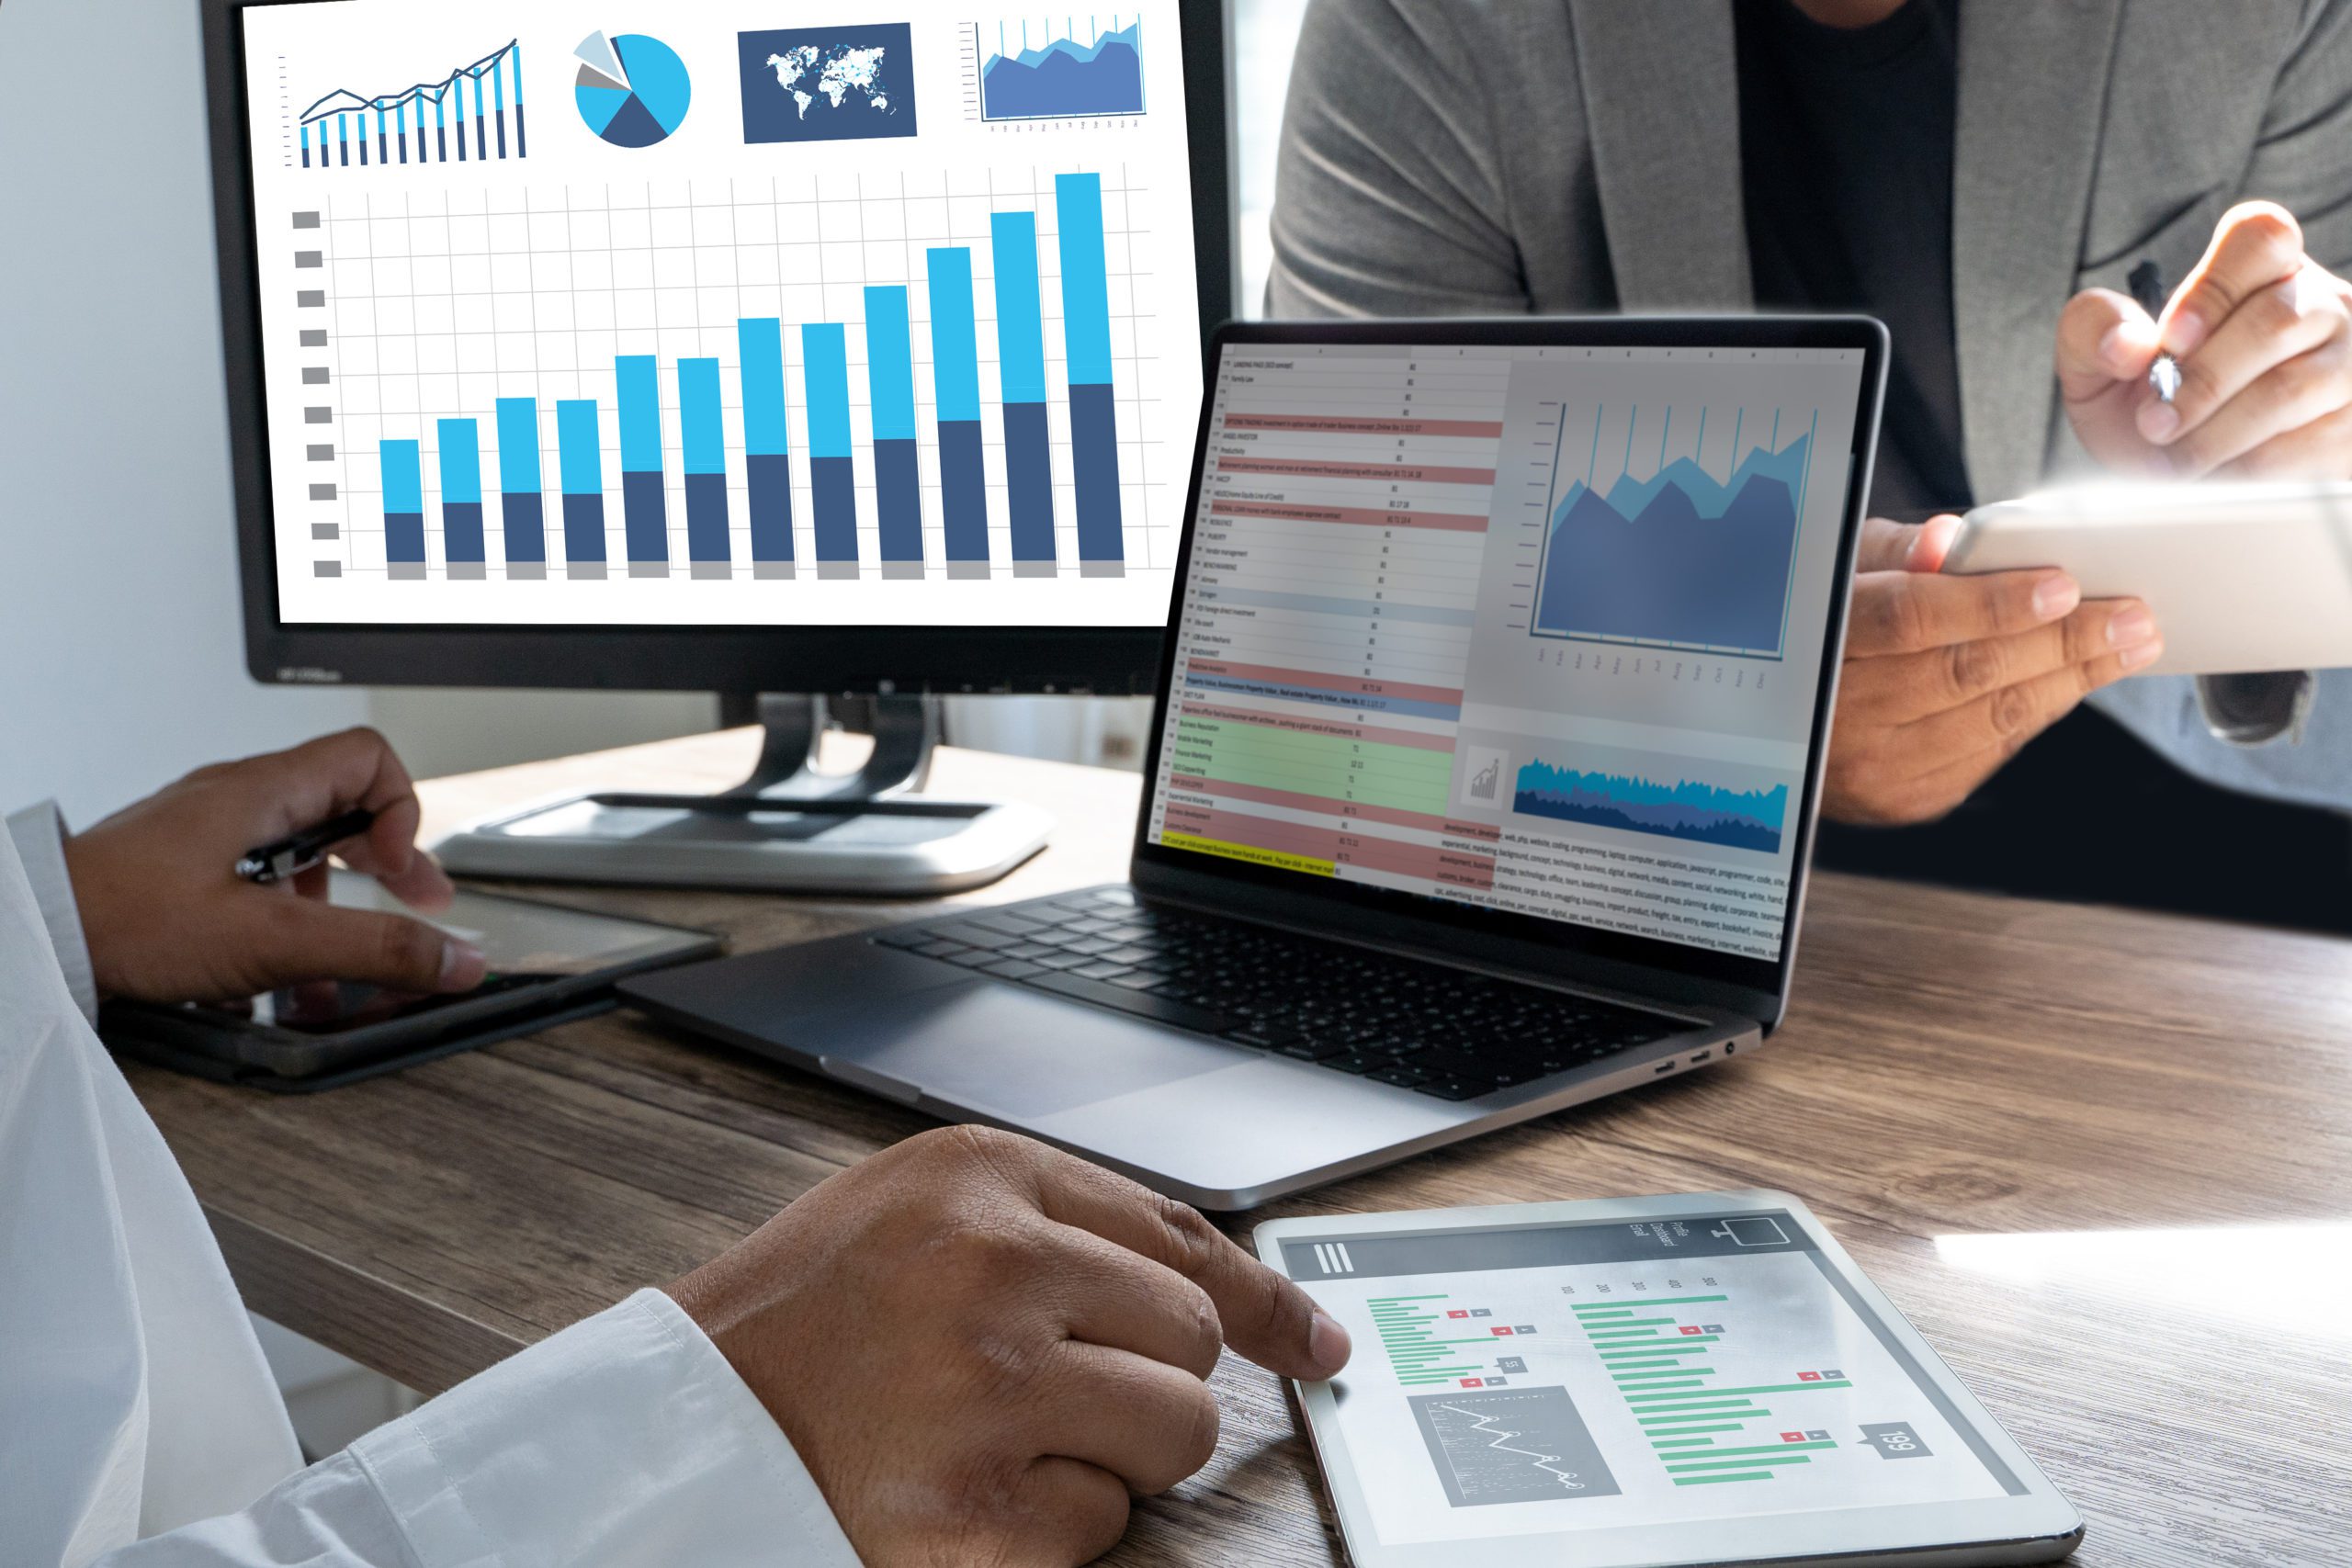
[{"x1": 1736, "y1": 0, "x2": 1970, "y2": 521}]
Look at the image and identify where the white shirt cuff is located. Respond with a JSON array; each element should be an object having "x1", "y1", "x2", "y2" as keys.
[
  {"x1": 351, "y1": 1288, "x2": 860, "y2": 1568},
  {"x1": 5, "y1": 803, "x2": 96, "y2": 1023}
]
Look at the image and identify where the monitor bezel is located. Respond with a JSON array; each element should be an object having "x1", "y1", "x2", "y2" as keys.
[
  {"x1": 201, "y1": 0, "x2": 1232, "y2": 696},
  {"x1": 1128, "y1": 315, "x2": 1889, "y2": 1017}
]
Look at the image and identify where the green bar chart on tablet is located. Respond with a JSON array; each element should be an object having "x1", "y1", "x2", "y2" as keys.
[{"x1": 1283, "y1": 1209, "x2": 2028, "y2": 1547}]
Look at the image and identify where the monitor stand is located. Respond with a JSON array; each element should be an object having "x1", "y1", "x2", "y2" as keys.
[{"x1": 429, "y1": 694, "x2": 1053, "y2": 895}]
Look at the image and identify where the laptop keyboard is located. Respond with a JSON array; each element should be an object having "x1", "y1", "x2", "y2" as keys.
[{"x1": 871, "y1": 888, "x2": 1686, "y2": 1102}]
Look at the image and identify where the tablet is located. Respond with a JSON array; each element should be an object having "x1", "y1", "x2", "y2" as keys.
[
  {"x1": 1256, "y1": 1192, "x2": 2082, "y2": 1568},
  {"x1": 100, "y1": 872, "x2": 719, "y2": 1089},
  {"x1": 1946, "y1": 481, "x2": 2352, "y2": 675}
]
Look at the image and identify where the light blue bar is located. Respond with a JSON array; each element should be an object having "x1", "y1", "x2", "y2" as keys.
[
  {"x1": 926, "y1": 248, "x2": 982, "y2": 424},
  {"x1": 990, "y1": 211, "x2": 1048, "y2": 404},
  {"x1": 1055, "y1": 173, "x2": 1114, "y2": 386},
  {"x1": 801, "y1": 324, "x2": 852, "y2": 460},
  {"x1": 436, "y1": 419, "x2": 481, "y2": 503},
  {"x1": 864, "y1": 287, "x2": 917, "y2": 443},
  {"x1": 495, "y1": 399, "x2": 540, "y2": 491},
  {"x1": 739, "y1": 319, "x2": 787, "y2": 457},
  {"x1": 493, "y1": 50, "x2": 506, "y2": 113},
  {"x1": 678, "y1": 358, "x2": 724, "y2": 476},
  {"x1": 511, "y1": 42, "x2": 524, "y2": 107},
  {"x1": 556, "y1": 400, "x2": 601, "y2": 493},
  {"x1": 616, "y1": 355, "x2": 662, "y2": 471},
  {"x1": 380, "y1": 441, "x2": 423, "y2": 513}
]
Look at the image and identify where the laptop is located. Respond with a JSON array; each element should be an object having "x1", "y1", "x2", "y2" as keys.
[{"x1": 623, "y1": 316, "x2": 1889, "y2": 1210}]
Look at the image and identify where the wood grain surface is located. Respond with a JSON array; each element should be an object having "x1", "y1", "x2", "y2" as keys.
[{"x1": 126, "y1": 728, "x2": 2352, "y2": 1565}]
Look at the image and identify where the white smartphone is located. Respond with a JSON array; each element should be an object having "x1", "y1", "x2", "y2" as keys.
[
  {"x1": 1257, "y1": 1190, "x2": 2083, "y2": 1568},
  {"x1": 1945, "y1": 481, "x2": 2352, "y2": 675}
]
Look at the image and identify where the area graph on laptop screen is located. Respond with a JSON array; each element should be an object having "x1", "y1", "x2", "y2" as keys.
[
  {"x1": 1146, "y1": 343, "x2": 1864, "y2": 963},
  {"x1": 237, "y1": 0, "x2": 1199, "y2": 627}
]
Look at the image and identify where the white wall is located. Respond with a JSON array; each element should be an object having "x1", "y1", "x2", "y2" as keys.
[{"x1": 0, "y1": 0, "x2": 368, "y2": 826}]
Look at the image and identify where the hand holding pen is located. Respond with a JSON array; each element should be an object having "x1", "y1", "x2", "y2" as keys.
[{"x1": 2054, "y1": 200, "x2": 2352, "y2": 480}]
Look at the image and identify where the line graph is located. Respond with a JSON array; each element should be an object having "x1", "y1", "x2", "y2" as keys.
[
  {"x1": 300, "y1": 39, "x2": 525, "y2": 170},
  {"x1": 1408, "y1": 1387, "x2": 1621, "y2": 1507},
  {"x1": 1532, "y1": 402, "x2": 1815, "y2": 660},
  {"x1": 978, "y1": 17, "x2": 1146, "y2": 119}
]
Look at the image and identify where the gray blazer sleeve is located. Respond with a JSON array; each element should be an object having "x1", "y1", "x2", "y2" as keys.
[
  {"x1": 2243, "y1": 0, "x2": 2352, "y2": 272},
  {"x1": 1265, "y1": 0, "x2": 1530, "y2": 317},
  {"x1": 2185, "y1": 0, "x2": 2352, "y2": 746}
]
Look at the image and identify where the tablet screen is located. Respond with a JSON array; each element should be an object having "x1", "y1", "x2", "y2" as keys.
[{"x1": 1277, "y1": 1209, "x2": 2026, "y2": 1548}]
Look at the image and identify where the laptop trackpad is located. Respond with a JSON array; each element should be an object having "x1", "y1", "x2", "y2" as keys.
[{"x1": 811, "y1": 980, "x2": 1246, "y2": 1118}]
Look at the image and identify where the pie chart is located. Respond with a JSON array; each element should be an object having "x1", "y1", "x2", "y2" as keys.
[{"x1": 573, "y1": 31, "x2": 691, "y2": 148}]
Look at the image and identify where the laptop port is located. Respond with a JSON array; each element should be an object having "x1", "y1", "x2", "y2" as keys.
[
  {"x1": 1653, "y1": 1061, "x2": 1675, "y2": 1075},
  {"x1": 1724, "y1": 1041, "x2": 1736, "y2": 1055},
  {"x1": 1690, "y1": 1050, "x2": 1713, "y2": 1064}
]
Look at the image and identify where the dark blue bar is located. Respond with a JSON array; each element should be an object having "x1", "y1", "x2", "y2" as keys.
[
  {"x1": 622, "y1": 472, "x2": 668, "y2": 565},
  {"x1": 1069, "y1": 382, "x2": 1125, "y2": 564},
  {"x1": 811, "y1": 456, "x2": 858, "y2": 563},
  {"x1": 875, "y1": 438, "x2": 922, "y2": 564},
  {"x1": 1004, "y1": 400, "x2": 1055, "y2": 563},
  {"x1": 561, "y1": 494, "x2": 606, "y2": 563},
  {"x1": 939, "y1": 419, "x2": 989, "y2": 563},
  {"x1": 502, "y1": 493, "x2": 547, "y2": 563},
  {"x1": 748, "y1": 452, "x2": 794, "y2": 562},
  {"x1": 684, "y1": 473, "x2": 730, "y2": 565},
  {"x1": 443, "y1": 502, "x2": 484, "y2": 563}
]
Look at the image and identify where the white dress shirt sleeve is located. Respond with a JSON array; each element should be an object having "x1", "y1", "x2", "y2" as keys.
[
  {"x1": 6, "y1": 802, "x2": 97, "y2": 1022},
  {"x1": 0, "y1": 803, "x2": 860, "y2": 1568},
  {"x1": 103, "y1": 1290, "x2": 863, "y2": 1568}
]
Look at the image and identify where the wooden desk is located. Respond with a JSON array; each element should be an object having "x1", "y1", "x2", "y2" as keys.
[{"x1": 128, "y1": 729, "x2": 2352, "y2": 1566}]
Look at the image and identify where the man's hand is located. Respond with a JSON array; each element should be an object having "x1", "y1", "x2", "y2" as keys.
[
  {"x1": 62, "y1": 727, "x2": 486, "y2": 1003},
  {"x1": 2059, "y1": 201, "x2": 2352, "y2": 479},
  {"x1": 1824, "y1": 517, "x2": 2160, "y2": 826},
  {"x1": 668, "y1": 1125, "x2": 1351, "y2": 1568}
]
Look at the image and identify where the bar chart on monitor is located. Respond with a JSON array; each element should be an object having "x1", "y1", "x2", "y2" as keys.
[{"x1": 274, "y1": 168, "x2": 1181, "y2": 624}]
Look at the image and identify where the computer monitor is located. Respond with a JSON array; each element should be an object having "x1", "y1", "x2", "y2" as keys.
[{"x1": 200, "y1": 0, "x2": 1231, "y2": 700}]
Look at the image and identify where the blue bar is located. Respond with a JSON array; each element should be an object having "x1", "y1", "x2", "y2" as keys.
[
  {"x1": 801, "y1": 323, "x2": 856, "y2": 564},
  {"x1": 301, "y1": 123, "x2": 310, "y2": 168},
  {"x1": 1057, "y1": 174, "x2": 1124, "y2": 564},
  {"x1": 381, "y1": 440, "x2": 424, "y2": 565},
  {"x1": 436, "y1": 418, "x2": 485, "y2": 563},
  {"x1": 454, "y1": 74, "x2": 466, "y2": 161},
  {"x1": 473, "y1": 64, "x2": 488, "y2": 159},
  {"x1": 511, "y1": 42, "x2": 527, "y2": 157},
  {"x1": 865, "y1": 287, "x2": 922, "y2": 564},
  {"x1": 991, "y1": 211, "x2": 1055, "y2": 564},
  {"x1": 435, "y1": 87, "x2": 447, "y2": 162},
  {"x1": 738, "y1": 318, "x2": 793, "y2": 564},
  {"x1": 928, "y1": 247, "x2": 989, "y2": 565},
  {"x1": 495, "y1": 398, "x2": 546, "y2": 565},
  {"x1": 1056, "y1": 175, "x2": 1115, "y2": 385},
  {"x1": 616, "y1": 354, "x2": 667, "y2": 569},
  {"x1": 927, "y1": 249, "x2": 983, "y2": 423},
  {"x1": 991, "y1": 212, "x2": 1048, "y2": 403},
  {"x1": 396, "y1": 100, "x2": 408, "y2": 163},
  {"x1": 492, "y1": 46, "x2": 508, "y2": 158},
  {"x1": 556, "y1": 399, "x2": 606, "y2": 564},
  {"x1": 375, "y1": 107, "x2": 386, "y2": 164},
  {"x1": 678, "y1": 357, "x2": 729, "y2": 567},
  {"x1": 338, "y1": 113, "x2": 348, "y2": 166}
]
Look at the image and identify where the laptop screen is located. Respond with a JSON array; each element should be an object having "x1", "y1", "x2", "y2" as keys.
[{"x1": 1143, "y1": 335, "x2": 1871, "y2": 966}]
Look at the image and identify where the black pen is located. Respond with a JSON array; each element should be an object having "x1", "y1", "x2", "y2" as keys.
[
  {"x1": 2128, "y1": 258, "x2": 2182, "y2": 403},
  {"x1": 235, "y1": 807, "x2": 377, "y2": 885}
]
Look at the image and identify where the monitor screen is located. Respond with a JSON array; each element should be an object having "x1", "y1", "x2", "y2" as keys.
[
  {"x1": 1144, "y1": 338, "x2": 1871, "y2": 964},
  {"x1": 233, "y1": 0, "x2": 1202, "y2": 630}
]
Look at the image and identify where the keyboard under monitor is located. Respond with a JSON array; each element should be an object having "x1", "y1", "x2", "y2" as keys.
[{"x1": 873, "y1": 887, "x2": 1684, "y2": 1102}]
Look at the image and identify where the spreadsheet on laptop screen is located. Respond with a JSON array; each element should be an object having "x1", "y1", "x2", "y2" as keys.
[{"x1": 1145, "y1": 342, "x2": 1869, "y2": 963}]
